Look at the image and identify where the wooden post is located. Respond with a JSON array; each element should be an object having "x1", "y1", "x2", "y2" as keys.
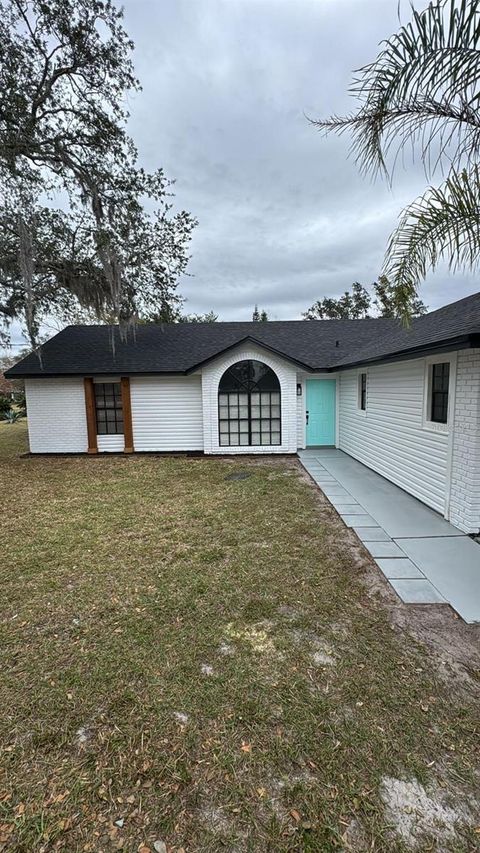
[
  {"x1": 121, "y1": 377, "x2": 134, "y2": 453},
  {"x1": 84, "y1": 378, "x2": 98, "y2": 454}
]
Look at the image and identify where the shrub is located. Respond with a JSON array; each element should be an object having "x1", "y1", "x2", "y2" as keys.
[
  {"x1": 2, "y1": 409, "x2": 22, "y2": 424},
  {"x1": 0, "y1": 395, "x2": 12, "y2": 415},
  {"x1": 14, "y1": 391, "x2": 27, "y2": 416}
]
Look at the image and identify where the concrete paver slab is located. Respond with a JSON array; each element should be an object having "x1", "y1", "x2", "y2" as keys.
[
  {"x1": 390, "y1": 578, "x2": 447, "y2": 604},
  {"x1": 321, "y1": 485, "x2": 354, "y2": 498},
  {"x1": 328, "y1": 495, "x2": 360, "y2": 506},
  {"x1": 353, "y1": 527, "x2": 391, "y2": 542},
  {"x1": 299, "y1": 449, "x2": 479, "y2": 622},
  {"x1": 341, "y1": 513, "x2": 378, "y2": 527},
  {"x1": 329, "y1": 495, "x2": 365, "y2": 502},
  {"x1": 397, "y1": 537, "x2": 480, "y2": 624},
  {"x1": 375, "y1": 558, "x2": 424, "y2": 579},
  {"x1": 366, "y1": 542, "x2": 406, "y2": 559},
  {"x1": 333, "y1": 504, "x2": 367, "y2": 515}
]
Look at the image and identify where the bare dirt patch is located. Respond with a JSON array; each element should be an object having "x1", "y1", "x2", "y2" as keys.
[
  {"x1": 380, "y1": 775, "x2": 477, "y2": 849},
  {"x1": 340, "y1": 817, "x2": 370, "y2": 852},
  {"x1": 290, "y1": 627, "x2": 337, "y2": 666},
  {"x1": 225, "y1": 620, "x2": 278, "y2": 656},
  {"x1": 391, "y1": 605, "x2": 480, "y2": 692}
]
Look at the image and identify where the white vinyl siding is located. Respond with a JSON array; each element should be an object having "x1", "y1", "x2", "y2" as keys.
[
  {"x1": 130, "y1": 376, "x2": 203, "y2": 451},
  {"x1": 97, "y1": 435, "x2": 124, "y2": 452},
  {"x1": 339, "y1": 359, "x2": 449, "y2": 514},
  {"x1": 25, "y1": 378, "x2": 88, "y2": 453}
]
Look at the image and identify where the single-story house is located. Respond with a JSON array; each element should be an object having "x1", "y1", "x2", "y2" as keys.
[{"x1": 6, "y1": 292, "x2": 480, "y2": 533}]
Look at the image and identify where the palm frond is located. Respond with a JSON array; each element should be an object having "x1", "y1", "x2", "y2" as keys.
[
  {"x1": 383, "y1": 165, "x2": 480, "y2": 318},
  {"x1": 311, "y1": 0, "x2": 480, "y2": 178}
]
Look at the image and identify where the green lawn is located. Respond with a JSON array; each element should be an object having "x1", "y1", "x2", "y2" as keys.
[{"x1": 0, "y1": 421, "x2": 479, "y2": 852}]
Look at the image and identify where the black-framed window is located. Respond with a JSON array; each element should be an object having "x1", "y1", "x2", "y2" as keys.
[
  {"x1": 430, "y1": 362, "x2": 450, "y2": 424},
  {"x1": 94, "y1": 382, "x2": 124, "y2": 435},
  {"x1": 218, "y1": 360, "x2": 281, "y2": 447},
  {"x1": 359, "y1": 372, "x2": 367, "y2": 411}
]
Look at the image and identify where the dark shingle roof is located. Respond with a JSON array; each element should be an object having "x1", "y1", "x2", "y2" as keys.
[
  {"x1": 334, "y1": 290, "x2": 480, "y2": 367},
  {"x1": 6, "y1": 292, "x2": 480, "y2": 378}
]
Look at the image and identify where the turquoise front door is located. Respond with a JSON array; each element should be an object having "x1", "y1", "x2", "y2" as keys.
[{"x1": 306, "y1": 379, "x2": 336, "y2": 446}]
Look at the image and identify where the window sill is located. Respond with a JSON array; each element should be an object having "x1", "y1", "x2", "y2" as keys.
[
  {"x1": 356, "y1": 408, "x2": 367, "y2": 418},
  {"x1": 422, "y1": 420, "x2": 449, "y2": 435}
]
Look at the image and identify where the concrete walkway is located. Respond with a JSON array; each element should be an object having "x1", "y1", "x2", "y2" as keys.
[{"x1": 299, "y1": 448, "x2": 480, "y2": 624}]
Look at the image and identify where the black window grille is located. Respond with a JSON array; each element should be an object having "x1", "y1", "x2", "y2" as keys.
[
  {"x1": 360, "y1": 373, "x2": 367, "y2": 410},
  {"x1": 94, "y1": 382, "x2": 124, "y2": 435},
  {"x1": 218, "y1": 360, "x2": 281, "y2": 447},
  {"x1": 430, "y1": 363, "x2": 449, "y2": 424}
]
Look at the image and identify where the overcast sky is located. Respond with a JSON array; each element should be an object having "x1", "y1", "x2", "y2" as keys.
[
  {"x1": 118, "y1": 0, "x2": 478, "y2": 322},
  {"x1": 5, "y1": 0, "x2": 479, "y2": 351}
]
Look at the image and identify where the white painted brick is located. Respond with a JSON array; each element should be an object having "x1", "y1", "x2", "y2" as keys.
[
  {"x1": 449, "y1": 349, "x2": 480, "y2": 533},
  {"x1": 201, "y1": 344, "x2": 298, "y2": 455}
]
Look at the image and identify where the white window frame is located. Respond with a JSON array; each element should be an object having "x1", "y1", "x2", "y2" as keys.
[
  {"x1": 422, "y1": 353, "x2": 457, "y2": 434},
  {"x1": 357, "y1": 370, "x2": 367, "y2": 416}
]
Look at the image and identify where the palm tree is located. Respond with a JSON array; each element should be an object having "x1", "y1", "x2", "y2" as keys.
[{"x1": 311, "y1": 0, "x2": 480, "y2": 318}]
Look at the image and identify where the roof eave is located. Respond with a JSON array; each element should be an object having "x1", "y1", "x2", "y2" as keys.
[
  {"x1": 4, "y1": 368, "x2": 191, "y2": 379},
  {"x1": 334, "y1": 333, "x2": 480, "y2": 371}
]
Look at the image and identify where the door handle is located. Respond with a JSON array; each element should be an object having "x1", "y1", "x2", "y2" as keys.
[{"x1": 306, "y1": 410, "x2": 309, "y2": 425}]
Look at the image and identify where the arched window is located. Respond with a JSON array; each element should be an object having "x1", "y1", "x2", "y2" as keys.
[{"x1": 218, "y1": 360, "x2": 281, "y2": 446}]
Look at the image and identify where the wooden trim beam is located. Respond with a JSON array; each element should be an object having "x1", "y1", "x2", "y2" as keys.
[
  {"x1": 84, "y1": 378, "x2": 98, "y2": 454},
  {"x1": 121, "y1": 376, "x2": 134, "y2": 453}
]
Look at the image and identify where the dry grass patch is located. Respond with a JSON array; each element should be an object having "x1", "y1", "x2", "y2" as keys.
[{"x1": 0, "y1": 422, "x2": 480, "y2": 852}]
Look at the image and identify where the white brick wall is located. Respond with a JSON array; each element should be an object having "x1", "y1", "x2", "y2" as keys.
[
  {"x1": 296, "y1": 379, "x2": 306, "y2": 449},
  {"x1": 201, "y1": 345, "x2": 298, "y2": 454},
  {"x1": 449, "y1": 349, "x2": 480, "y2": 533}
]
